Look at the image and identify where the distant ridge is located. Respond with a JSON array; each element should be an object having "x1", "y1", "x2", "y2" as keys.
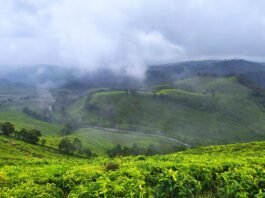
[{"x1": 146, "y1": 59, "x2": 265, "y2": 86}]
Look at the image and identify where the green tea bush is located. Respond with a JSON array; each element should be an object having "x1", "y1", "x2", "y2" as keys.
[{"x1": 1, "y1": 141, "x2": 265, "y2": 197}]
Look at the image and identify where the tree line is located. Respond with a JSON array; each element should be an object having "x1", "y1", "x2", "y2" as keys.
[
  {"x1": 58, "y1": 137, "x2": 96, "y2": 157},
  {"x1": 0, "y1": 122, "x2": 43, "y2": 145},
  {"x1": 106, "y1": 143, "x2": 187, "y2": 157}
]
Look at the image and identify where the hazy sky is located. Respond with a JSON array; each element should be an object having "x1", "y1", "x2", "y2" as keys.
[{"x1": 1, "y1": 0, "x2": 265, "y2": 76}]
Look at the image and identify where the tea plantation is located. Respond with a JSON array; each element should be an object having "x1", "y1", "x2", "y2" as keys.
[{"x1": 1, "y1": 135, "x2": 265, "y2": 197}]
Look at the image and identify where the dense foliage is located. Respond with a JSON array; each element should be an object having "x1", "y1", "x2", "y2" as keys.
[
  {"x1": 1, "y1": 137, "x2": 265, "y2": 197},
  {"x1": 0, "y1": 122, "x2": 42, "y2": 144},
  {"x1": 58, "y1": 138, "x2": 75, "y2": 154},
  {"x1": 0, "y1": 122, "x2": 15, "y2": 136},
  {"x1": 15, "y1": 128, "x2": 42, "y2": 144},
  {"x1": 58, "y1": 137, "x2": 95, "y2": 157}
]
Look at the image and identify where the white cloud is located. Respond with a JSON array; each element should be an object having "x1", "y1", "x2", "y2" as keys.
[{"x1": 1, "y1": 0, "x2": 265, "y2": 77}]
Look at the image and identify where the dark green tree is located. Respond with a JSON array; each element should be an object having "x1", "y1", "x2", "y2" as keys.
[
  {"x1": 23, "y1": 129, "x2": 41, "y2": 144},
  {"x1": 0, "y1": 122, "x2": 15, "y2": 136},
  {"x1": 14, "y1": 128, "x2": 41, "y2": 144},
  {"x1": 106, "y1": 144, "x2": 122, "y2": 157},
  {"x1": 15, "y1": 128, "x2": 27, "y2": 139},
  {"x1": 58, "y1": 138, "x2": 74, "y2": 154}
]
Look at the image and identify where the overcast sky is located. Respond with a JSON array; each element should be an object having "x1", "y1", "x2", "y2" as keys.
[{"x1": 1, "y1": 0, "x2": 265, "y2": 76}]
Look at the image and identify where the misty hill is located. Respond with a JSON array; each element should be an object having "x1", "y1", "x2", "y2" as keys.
[
  {"x1": 1, "y1": 60, "x2": 265, "y2": 197},
  {"x1": 66, "y1": 76, "x2": 265, "y2": 146},
  {"x1": 2, "y1": 59, "x2": 265, "y2": 90},
  {"x1": 146, "y1": 59, "x2": 265, "y2": 86},
  {"x1": 57, "y1": 59, "x2": 265, "y2": 90},
  {"x1": 1, "y1": 65, "x2": 142, "y2": 90},
  {"x1": 0, "y1": 79, "x2": 33, "y2": 97},
  {"x1": 62, "y1": 68, "x2": 142, "y2": 91},
  {"x1": 1, "y1": 59, "x2": 265, "y2": 147},
  {"x1": 56, "y1": 59, "x2": 265, "y2": 89},
  {"x1": 1, "y1": 65, "x2": 75, "y2": 87},
  {"x1": 0, "y1": 79, "x2": 31, "y2": 89}
]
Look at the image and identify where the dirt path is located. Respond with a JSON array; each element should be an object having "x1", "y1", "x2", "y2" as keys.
[{"x1": 83, "y1": 125, "x2": 192, "y2": 148}]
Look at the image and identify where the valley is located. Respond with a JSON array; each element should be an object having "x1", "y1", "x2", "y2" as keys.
[
  {"x1": 1, "y1": 60, "x2": 265, "y2": 197},
  {"x1": 2, "y1": 0, "x2": 265, "y2": 196}
]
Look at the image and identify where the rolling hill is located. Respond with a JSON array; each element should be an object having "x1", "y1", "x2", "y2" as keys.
[
  {"x1": 1, "y1": 60, "x2": 265, "y2": 197},
  {"x1": 67, "y1": 76, "x2": 265, "y2": 146},
  {"x1": 45, "y1": 127, "x2": 183, "y2": 156},
  {"x1": 146, "y1": 59, "x2": 265, "y2": 86},
  {"x1": 0, "y1": 111, "x2": 62, "y2": 136},
  {"x1": 0, "y1": 110, "x2": 182, "y2": 155}
]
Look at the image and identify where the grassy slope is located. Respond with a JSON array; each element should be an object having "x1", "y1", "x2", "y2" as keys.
[
  {"x1": 0, "y1": 135, "x2": 70, "y2": 162},
  {"x1": 0, "y1": 111, "x2": 62, "y2": 136},
  {"x1": 0, "y1": 84, "x2": 41, "y2": 112},
  {"x1": 67, "y1": 77, "x2": 265, "y2": 146},
  {"x1": 0, "y1": 110, "x2": 179, "y2": 155},
  {"x1": 0, "y1": 136, "x2": 265, "y2": 197},
  {"x1": 46, "y1": 127, "x2": 179, "y2": 155}
]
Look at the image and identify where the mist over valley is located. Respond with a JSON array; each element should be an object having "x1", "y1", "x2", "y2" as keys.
[{"x1": 1, "y1": 1, "x2": 265, "y2": 197}]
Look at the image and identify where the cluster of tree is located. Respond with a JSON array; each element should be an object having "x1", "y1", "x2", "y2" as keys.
[
  {"x1": 0, "y1": 122, "x2": 43, "y2": 144},
  {"x1": 106, "y1": 143, "x2": 187, "y2": 157},
  {"x1": 15, "y1": 129, "x2": 42, "y2": 144},
  {"x1": 0, "y1": 122, "x2": 15, "y2": 136},
  {"x1": 23, "y1": 107, "x2": 52, "y2": 123},
  {"x1": 58, "y1": 137, "x2": 96, "y2": 157}
]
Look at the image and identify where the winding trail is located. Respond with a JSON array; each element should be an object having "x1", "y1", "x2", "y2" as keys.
[{"x1": 82, "y1": 125, "x2": 192, "y2": 148}]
